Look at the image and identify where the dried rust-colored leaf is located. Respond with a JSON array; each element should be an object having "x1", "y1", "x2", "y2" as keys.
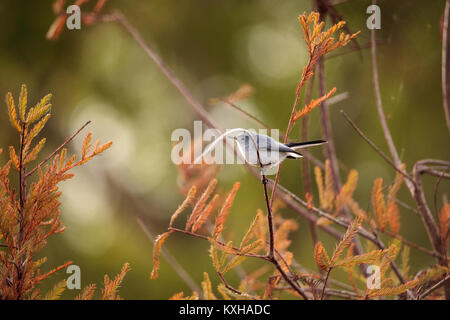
[
  {"x1": 331, "y1": 216, "x2": 363, "y2": 265},
  {"x1": 439, "y1": 203, "x2": 449, "y2": 247},
  {"x1": 314, "y1": 241, "x2": 330, "y2": 271},
  {"x1": 372, "y1": 178, "x2": 386, "y2": 231},
  {"x1": 43, "y1": 279, "x2": 66, "y2": 300},
  {"x1": 213, "y1": 182, "x2": 240, "y2": 239},
  {"x1": 169, "y1": 185, "x2": 197, "y2": 228},
  {"x1": 75, "y1": 284, "x2": 96, "y2": 300},
  {"x1": 294, "y1": 87, "x2": 336, "y2": 121},
  {"x1": 150, "y1": 232, "x2": 172, "y2": 280},
  {"x1": 186, "y1": 179, "x2": 217, "y2": 231},
  {"x1": 192, "y1": 194, "x2": 219, "y2": 233},
  {"x1": 201, "y1": 272, "x2": 217, "y2": 300},
  {"x1": 335, "y1": 170, "x2": 358, "y2": 212}
]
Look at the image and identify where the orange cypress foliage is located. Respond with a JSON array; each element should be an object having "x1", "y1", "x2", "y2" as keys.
[
  {"x1": 169, "y1": 185, "x2": 197, "y2": 228},
  {"x1": 192, "y1": 194, "x2": 220, "y2": 233},
  {"x1": 366, "y1": 279, "x2": 420, "y2": 299},
  {"x1": 296, "y1": 12, "x2": 359, "y2": 95},
  {"x1": 314, "y1": 165, "x2": 326, "y2": 208},
  {"x1": 331, "y1": 216, "x2": 363, "y2": 265},
  {"x1": 74, "y1": 263, "x2": 131, "y2": 300},
  {"x1": 101, "y1": 263, "x2": 131, "y2": 300},
  {"x1": 372, "y1": 178, "x2": 387, "y2": 231},
  {"x1": 324, "y1": 160, "x2": 335, "y2": 210},
  {"x1": 213, "y1": 182, "x2": 240, "y2": 239},
  {"x1": 384, "y1": 167, "x2": 404, "y2": 235},
  {"x1": 201, "y1": 272, "x2": 217, "y2": 300},
  {"x1": 150, "y1": 231, "x2": 173, "y2": 280},
  {"x1": 274, "y1": 219, "x2": 298, "y2": 252},
  {"x1": 335, "y1": 170, "x2": 358, "y2": 212},
  {"x1": 239, "y1": 211, "x2": 263, "y2": 249},
  {"x1": 346, "y1": 198, "x2": 368, "y2": 220},
  {"x1": 43, "y1": 279, "x2": 67, "y2": 300},
  {"x1": 186, "y1": 179, "x2": 217, "y2": 231},
  {"x1": 305, "y1": 192, "x2": 313, "y2": 210},
  {"x1": 0, "y1": 85, "x2": 112, "y2": 299},
  {"x1": 386, "y1": 201, "x2": 401, "y2": 236},
  {"x1": 293, "y1": 87, "x2": 336, "y2": 121},
  {"x1": 439, "y1": 204, "x2": 449, "y2": 253},
  {"x1": 209, "y1": 83, "x2": 254, "y2": 105},
  {"x1": 345, "y1": 243, "x2": 360, "y2": 295},
  {"x1": 34, "y1": 261, "x2": 73, "y2": 283},
  {"x1": 169, "y1": 292, "x2": 186, "y2": 300},
  {"x1": 75, "y1": 284, "x2": 97, "y2": 300},
  {"x1": 314, "y1": 242, "x2": 331, "y2": 271}
]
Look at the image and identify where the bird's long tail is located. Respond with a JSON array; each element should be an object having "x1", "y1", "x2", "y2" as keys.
[{"x1": 285, "y1": 140, "x2": 327, "y2": 150}]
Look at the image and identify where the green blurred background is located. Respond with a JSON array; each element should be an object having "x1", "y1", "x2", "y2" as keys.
[{"x1": 0, "y1": 0, "x2": 448, "y2": 299}]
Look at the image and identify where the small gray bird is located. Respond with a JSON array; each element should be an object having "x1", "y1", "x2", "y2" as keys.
[{"x1": 234, "y1": 132, "x2": 326, "y2": 170}]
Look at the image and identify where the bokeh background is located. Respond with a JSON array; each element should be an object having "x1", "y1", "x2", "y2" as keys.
[{"x1": 0, "y1": 0, "x2": 448, "y2": 299}]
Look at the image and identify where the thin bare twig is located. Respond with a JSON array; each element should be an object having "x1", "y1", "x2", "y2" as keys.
[
  {"x1": 370, "y1": 7, "x2": 402, "y2": 170},
  {"x1": 25, "y1": 120, "x2": 91, "y2": 178},
  {"x1": 217, "y1": 271, "x2": 255, "y2": 299},
  {"x1": 321, "y1": 268, "x2": 332, "y2": 300},
  {"x1": 412, "y1": 161, "x2": 448, "y2": 267},
  {"x1": 376, "y1": 228, "x2": 445, "y2": 260},
  {"x1": 341, "y1": 110, "x2": 413, "y2": 183},
  {"x1": 168, "y1": 227, "x2": 268, "y2": 260},
  {"x1": 418, "y1": 274, "x2": 450, "y2": 300}
]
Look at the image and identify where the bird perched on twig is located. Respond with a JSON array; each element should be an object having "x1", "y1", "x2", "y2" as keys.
[{"x1": 234, "y1": 131, "x2": 326, "y2": 172}]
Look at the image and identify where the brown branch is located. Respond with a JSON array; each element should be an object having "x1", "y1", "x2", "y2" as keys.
[
  {"x1": 395, "y1": 198, "x2": 419, "y2": 215},
  {"x1": 321, "y1": 268, "x2": 332, "y2": 300},
  {"x1": 376, "y1": 228, "x2": 445, "y2": 260},
  {"x1": 16, "y1": 121, "x2": 27, "y2": 299},
  {"x1": 418, "y1": 274, "x2": 450, "y2": 300},
  {"x1": 299, "y1": 287, "x2": 358, "y2": 299},
  {"x1": 25, "y1": 120, "x2": 91, "y2": 178},
  {"x1": 413, "y1": 161, "x2": 448, "y2": 292},
  {"x1": 217, "y1": 271, "x2": 253, "y2": 299}
]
